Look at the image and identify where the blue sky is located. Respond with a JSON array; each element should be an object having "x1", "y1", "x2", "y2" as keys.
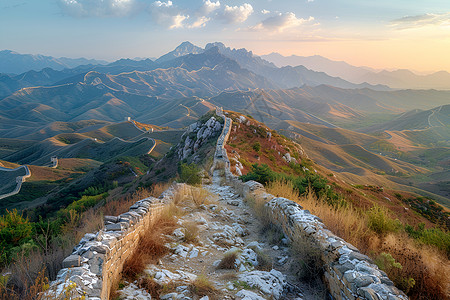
[{"x1": 1, "y1": 0, "x2": 450, "y2": 71}]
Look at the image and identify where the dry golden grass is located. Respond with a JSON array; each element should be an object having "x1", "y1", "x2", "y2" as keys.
[
  {"x1": 217, "y1": 251, "x2": 238, "y2": 270},
  {"x1": 380, "y1": 234, "x2": 450, "y2": 299},
  {"x1": 190, "y1": 187, "x2": 215, "y2": 207},
  {"x1": 266, "y1": 180, "x2": 450, "y2": 299},
  {"x1": 299, "y1": 190, "x2": 370, "y2": 251},
  {"x1": 183, "y1": 221, "x2": 199, "y2": 244},
  {"x1": 172, "y1": 185, "x2": 216, "y2": 208},
  {"x1": 150, "y1": 182, "x2": 172, "y2": 198},
  {"x1": 189, "y1": 274, "x2": 220, "y2": 299},
  {"x1": 255, "y1": 250, "x2": 272, "y2": 271},
  {"x1": 135, "y1": 276, "x2": 178, "y2": 300},
  {"x1": 122, "y1": 210, "x2": 177, "y2": 280},
  {"x1": 266, "y1": 179, "x2": 299, "y2": 200},
  {"x1": 103, "y1": 188, "x2": 152, "y2": 216}
]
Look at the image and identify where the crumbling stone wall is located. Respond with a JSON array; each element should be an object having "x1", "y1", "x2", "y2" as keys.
[
  {"x1": 46, "y1": 187, "x2": 177, "y2": 300},
  {"x1": 213, "y1": 108, "x2": 408, "y2": 300}
]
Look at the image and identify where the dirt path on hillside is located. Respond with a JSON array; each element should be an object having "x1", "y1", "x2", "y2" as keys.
[{"x1": 118, "y1": 172, "x2": 324, "y2": 300}]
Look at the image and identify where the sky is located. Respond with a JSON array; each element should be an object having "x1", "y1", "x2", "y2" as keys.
[{"x1": 1, "y1": 0, "x2": 450, "y2": 73}]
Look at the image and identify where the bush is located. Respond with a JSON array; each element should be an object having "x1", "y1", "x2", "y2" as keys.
[
  {"x1": 375, "y1": 252, "x2": 415, "y2": 294},
  {"x1": 0, "y1": 210, "x2": 32, "y2": 266},
  {"x1": 178, "y1": 163, "x2": 202, "y2": 185},
  {"x1": 252, "y1": 142, "x2": 261, "y2": 152},
  {"x1": 405, "y1": 223, "x2": 450, "y2": 257},
  {"x1": 367, "y1": 205, "x2": 402, "y2": 235},
  {"x1": 240, "y1": 164, "x2": 275, "y2": 185}
]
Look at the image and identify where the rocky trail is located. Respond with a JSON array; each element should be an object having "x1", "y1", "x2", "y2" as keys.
[{"x1": 118, "y1": 171, "x2": 322, "y2": 300}]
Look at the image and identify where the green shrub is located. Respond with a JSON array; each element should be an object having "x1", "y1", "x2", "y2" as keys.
[
  {"x1": 0, "y1": 209, "x2": 32, "y2": 265},
  {"x1": 405, "y1": 223, "x2": 450, "y2": 257},
  {"x1": 178, "y1": 163, "x2": 202, "y2": 185},
  {"x1": 240, "y1": 164, "x2": 275, "y2": 184},
  {"x1": 65, "y1": 193, "x2": 108, "y2": 213},
  {"x1": 252, "y1": 142, "x2": 261, "y2": 152},
  {"x1": 375, "y1": 252, "x2": 415, "y2": 294},
  {"x1": 240, "y1": 163, "x2": 340, "y2": 205},
  {"x1": 367, "y1": 205, "x2": 402, "y2": 235}
]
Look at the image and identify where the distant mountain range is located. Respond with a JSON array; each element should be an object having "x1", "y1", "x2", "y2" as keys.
[
  {"x1": 0, "y1": 50, "x2": 108, "y2": 74},
  {"x1": 0, "y1": 41, "x2": 448, "y2": 202},
  {"x1": 262, "y1": 53, "x2": 450, "y2": 90},
  {"x1": 1, "y1": 42, "x2": 449, "y2": 133}
]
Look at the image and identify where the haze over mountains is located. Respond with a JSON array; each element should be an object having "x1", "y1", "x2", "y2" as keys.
[
  {"x1": 0, "y1": 50, "x2": 108, "y2": 74},
  {"x1": 262, "y1": 53, "x2": 450, "y2": 90},
  {"x1": 0, "y1": 41, "x2": 449, "y2": 202}
]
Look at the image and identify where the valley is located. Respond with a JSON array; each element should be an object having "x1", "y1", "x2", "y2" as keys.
[{"x1": 0, "y1": 41, "x2": 448, "y2": 300}]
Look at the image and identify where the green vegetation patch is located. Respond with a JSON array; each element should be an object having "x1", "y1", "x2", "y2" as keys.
[{"x1": 240, "y1": 163, "x2": 340, "y2": 206}]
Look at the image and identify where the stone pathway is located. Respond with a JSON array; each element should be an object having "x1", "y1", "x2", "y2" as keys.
[{"x1": 118, "y1": 172, "x2": 323, "y2": 300}]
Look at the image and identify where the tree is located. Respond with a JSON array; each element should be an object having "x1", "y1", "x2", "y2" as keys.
[{"x1": 0, "y1": 210, "x2": 32, "y2": 265}]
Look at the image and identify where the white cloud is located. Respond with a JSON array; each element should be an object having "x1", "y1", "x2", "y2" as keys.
[
  {"x1": 151, "y1": 1, "x2": 188, "y2": 29},
  {"x1": 170, "y1": 14, "x2": 188, "y2": 29},
  {"x1": 261, "y1": 9, "x2": 270, "y2": 15},
  {"x1": 189, "y1": 16, "x2": 210, "y2": 28},
  {"x1": 251, "y1": 12, "x2": 315, "y2": 32},
  {"x1": 153, "y1": 0, "x2": 172, "y2": 7},
  {"x1": 221, "y1": 3, "x2": 253, "y2": 24},
  {"x1": 200, "y1": 0, "x2": 220, "y2": 15},
  {"x1": 391, "y1": 12, "x2": 450, "y2": 29},
  {"x1": 58, "y1": 0, "x2": 139, "y2": 17}
]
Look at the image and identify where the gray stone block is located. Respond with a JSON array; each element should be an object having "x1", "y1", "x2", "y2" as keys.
[
  {"x1": 62, "y1": 255, "x2": 81, "y2": 268},
  {"x1": 104, "y1": 216, "x2": 119, "y2": 223},
  {"x1": 105, "y1": 223, "x2": 123, "y2": 231},
  {"x1": 90, "y1": 245, "x2": 107, "y2": 254}
]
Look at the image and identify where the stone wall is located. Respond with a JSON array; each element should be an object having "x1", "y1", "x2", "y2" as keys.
[
  {"x1": 0, "y1": 165, "x2": 31, "y2": 200},
  {"x1": 213, "y1": 108, "x2": 408, "y2": 300},
  {"x1": 45, "y1": 187, "x2": 177, "y2": 299}
]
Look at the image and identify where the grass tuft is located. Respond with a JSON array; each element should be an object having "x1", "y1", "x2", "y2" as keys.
[
  {"x1": 122, "y1": 210, "x2": 177, "y2": 280},
  {"x1": 217, "y1": 252, "x2": 239, "y2": 270},
  {"x1": 183, "y1": 221, "x2": 199, "y2": 244},
  {"x1": 190, "y1": 274, "x2": 219, "y2": 299}
]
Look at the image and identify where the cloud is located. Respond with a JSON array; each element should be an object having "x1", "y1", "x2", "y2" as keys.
[
  {"x1": 391, "y1": 12, "x2": 450, "y2": 29},
  {"x1": 261, "y1": 9, "x2": 270, "y2": 15},
  {"x1": 170, "y1": 14, "x2": 188, "y2": 29},
  {"x1": 58, "y1": 0, "x2": 256, "y2": 29},
  {"x1": 153, "y1": 0, "x2": 172, "y2": 7},
  {"x1": 200, "y1": 0, "x2": 220, "y2": 15},
  {"x1": 58, "y1": 0, "x2": 140, "y2": 17},
  {"x1": 220, "y1": 3, "x2": 253, "y2": 24},
  {"x1": 251, "y1": 12, "x2": 315, "y2": 32},
  {"x1": 188, "y1": 16, "x2": 210, "y2": 28},
  {"x1": 151, "y1": 0, "x2": 188, "y2": 29}
]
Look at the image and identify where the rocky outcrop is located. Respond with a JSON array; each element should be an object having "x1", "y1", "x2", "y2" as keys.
[{"x1": 177, "y1": 115, "x2": 223, "y2": 162}]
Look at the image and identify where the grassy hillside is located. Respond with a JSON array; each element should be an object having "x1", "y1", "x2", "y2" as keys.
[
  {"x1": 0, "y1": 138, "x2": 36, "y2": 158},
  {"x1": 225, "y1": 110, "x2": 448, "y2": 219}
]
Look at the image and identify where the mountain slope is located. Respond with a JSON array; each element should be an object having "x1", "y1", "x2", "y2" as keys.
[{"x1": 361, "y1": 104, "x2": 450, "y2": 133}]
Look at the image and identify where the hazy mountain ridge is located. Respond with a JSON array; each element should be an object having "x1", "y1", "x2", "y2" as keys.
[
  {"x1": 0, "y1": 50, "x2": 108, "y2": 74},
  {"x1": 262, "y1": 52, "x2": 450, "y2": 90}
]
